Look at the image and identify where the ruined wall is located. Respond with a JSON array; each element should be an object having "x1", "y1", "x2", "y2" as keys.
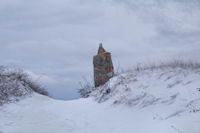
[{"x1": 93, "y1": 43, "x2": 114, "y2": 87}]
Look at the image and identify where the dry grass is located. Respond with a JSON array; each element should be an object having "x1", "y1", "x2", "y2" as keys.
[{"x1": 125, "y1": 60, "x2": 200, "y2": 73}]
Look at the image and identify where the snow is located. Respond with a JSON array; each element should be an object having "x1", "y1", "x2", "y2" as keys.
[{"x1": 0, "y1": 67, "x2": 200, "y2": 133}]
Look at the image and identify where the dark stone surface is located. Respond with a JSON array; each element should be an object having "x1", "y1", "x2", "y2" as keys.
[{"x1": 93, "y1": 43, "x2": 114, "y2": 87}]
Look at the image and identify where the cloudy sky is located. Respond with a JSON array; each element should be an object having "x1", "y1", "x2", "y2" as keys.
[{"x1": 0, "y1": 0, "x2": 200, "y2": 100}]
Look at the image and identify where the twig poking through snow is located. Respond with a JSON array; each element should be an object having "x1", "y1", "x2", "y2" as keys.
[{"x1": 171, "y1": 125, "x2": 182, "y2": 133}]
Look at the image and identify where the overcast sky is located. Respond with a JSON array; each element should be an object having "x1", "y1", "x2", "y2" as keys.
[{"x1": 0, "y1": 0, "x2": 200, "y2": 100}]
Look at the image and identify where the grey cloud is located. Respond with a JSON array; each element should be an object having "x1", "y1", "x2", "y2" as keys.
[{"x1": 0, "y1": 0, "x2": 200, "y2": 99}]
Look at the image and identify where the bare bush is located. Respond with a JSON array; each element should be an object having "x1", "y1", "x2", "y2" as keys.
[
  {"x1": 78, "y1": 77, "x2": 94, "y2": 98},
  {"x1": 0, "y1": 67, "x2": 48, "y2": 105}
]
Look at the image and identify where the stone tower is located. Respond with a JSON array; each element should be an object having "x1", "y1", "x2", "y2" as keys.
[{"x1": 93, "y1": 43, "x2": 114, "y2": 87}]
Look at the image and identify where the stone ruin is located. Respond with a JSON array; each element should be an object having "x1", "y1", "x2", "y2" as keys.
[{"x1": 93, "y1": 43, "x2": 114, "y2": 87}]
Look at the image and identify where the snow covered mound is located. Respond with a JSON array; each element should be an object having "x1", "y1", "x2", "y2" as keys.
[
  {"x1": 0, "y1": 67, "x2": 48, "y2": 105},
  {"x1": 90, "y1": 62, "x2": 200, "y2": 113},
  {"x1": 0, "y1": 62, "x2": 200, "y2": 133}
]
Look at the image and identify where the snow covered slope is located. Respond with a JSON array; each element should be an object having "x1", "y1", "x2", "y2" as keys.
[
  {"x1": 91, "y1": 64, "x2": 200, "y2": 112},
  {"x1": 0, "y1": 64, "x2": 200, "y2": 133}
]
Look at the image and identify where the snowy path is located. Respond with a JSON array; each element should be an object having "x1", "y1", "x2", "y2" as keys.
[{"x1": 0, "y1": 94, "x2": 200, "y2": 133}]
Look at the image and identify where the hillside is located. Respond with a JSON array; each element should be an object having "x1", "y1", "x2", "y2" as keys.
[
  {"x1": 0, "y1": 62, "x2": 200, "y2": 133},
  {"x1": 90, "y1": 62, "x2": 200, "y2": 112}
]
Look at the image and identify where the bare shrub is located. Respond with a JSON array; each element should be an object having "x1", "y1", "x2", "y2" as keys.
[
  {"x1": 0, "y1": 67, "x2": 48, "y2": 105},
  {"x1": 3, "y1": 69, "x2": 48, "y2": 95},
  {"x1": 78, "y1": 77, "x2": 94, "y2": 98}
]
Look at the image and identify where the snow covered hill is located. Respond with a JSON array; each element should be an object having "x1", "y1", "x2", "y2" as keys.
[
  {"x1": 90, "y1": 62, "x2": 200, "y2": 111},
  {"x1": 0, "y1": 62, "x2": 200, "y2": 133}
]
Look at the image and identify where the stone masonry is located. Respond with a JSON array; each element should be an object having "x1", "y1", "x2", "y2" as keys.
[{"x1": 93, "y1": 43, "x2": 114, "y2": 87}]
